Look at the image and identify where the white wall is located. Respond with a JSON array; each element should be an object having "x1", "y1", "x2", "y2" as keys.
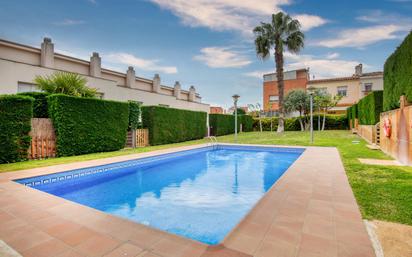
[{"x1": 0, "y1": 59, "x2": 210, "y2": 112}]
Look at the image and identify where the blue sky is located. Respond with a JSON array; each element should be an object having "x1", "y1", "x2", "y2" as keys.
[{"x1": 0, "y1": 0, "x2": 411, "y2": 108}]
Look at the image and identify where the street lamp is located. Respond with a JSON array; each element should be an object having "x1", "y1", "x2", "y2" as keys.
[
  {"x1": 307, "y1": 86, "x2": 316, "y2": 144},
  {"x1": 232, "y1": 94, "x2": 240, "y2": 143}
]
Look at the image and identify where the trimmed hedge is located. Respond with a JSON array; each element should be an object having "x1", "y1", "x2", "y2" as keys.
[
  {"x1": 0, "y1": 95, "x2": 33, "y2": 163},
  {"x1": 357, "y1": 91, "x2": 383, "y2": 125},
  {"x1": 347, "y1": 104, "x2": 358, "y2": 127},
  {"x1": 18, "y1": 92, "x2": 49, "y2": 118},
  {"x1": 241, "y1": 115, "x2": 254, "y2": 132},
  {"x1": 128, "y1": 101, "x2": 141, "y2": 130},
  {"x1": 209, "y1": 114, "x2": 253, "y2": 136},
  {"x1": 253, "y1": 115, "x2": 348, "y2": 131},
  {"x1": 48, "y1": 94, "x2": 129, "y2": 156},
  {"x1": 142, "y1": 106, "x2": 207, "y2": 145},
  {"x1": 383, "y1": 31, "x2": 412, "y2": 111}
]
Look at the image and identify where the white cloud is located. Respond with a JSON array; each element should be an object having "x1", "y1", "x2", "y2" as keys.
[
  {"x1": 316, "y1": 25, "x2": 407, "y2": 48},
  {"x1": 293, "y1": 14, "x2": 328, "y2": 31},
  {"x1": 243, "y1": 70, "x2": 272, "y2": 78},
  {"x1": 105, "y1": 53, "x2": 178, "y2": 74},
  {"x1": 326, "y1": 52, "x2": 340, "y2": 59},
  {"x1": 285, "y1": 52, "x2": 362, "y2": 79},
  {"x1": 53, "y1": 19, "x2": 85, "y2": 26},
  {"x1": 149, "y1": 0, "x2": 326, "y2": 36},
  {"x1": 194, "y1": 47, "x2": 251, "y2": 68}
]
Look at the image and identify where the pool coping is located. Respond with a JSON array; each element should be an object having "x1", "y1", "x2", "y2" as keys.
[{"x1": 0, "y1": 143, "x2": 376, "y2": 257}]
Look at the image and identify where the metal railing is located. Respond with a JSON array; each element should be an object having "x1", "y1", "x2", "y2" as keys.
[{"x1": 207, "y1": 136, "x2": 218, "y2": 150}]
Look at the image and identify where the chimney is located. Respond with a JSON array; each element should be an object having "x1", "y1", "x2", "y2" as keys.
[
  {"x1": 174, "y1": 81, "x2": 181, "y2": 99},
  {"x1": 40, "y1": 37, "x2": 54, "y2": 68},
  {"x1": 126, "y1": 66, "x2": 135, "y2": 88},
  {"x1": 89, "y1": 52, "x2": 101, "y2": 77},
  {"x1": 152, "y1": 74, "x2": 161, "y2": 93},
  {"x1": 355, "y1": 64, "x2": 363, "y2": 76},
  {"x1": 188, "y1": 85, "x2": 196, "y2": 102}
]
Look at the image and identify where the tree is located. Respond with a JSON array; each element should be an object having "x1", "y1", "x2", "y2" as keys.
[
  {"x1": 34, "y1": 71, "x2": 97, "y2": 97},
  {"x1": 284, "y1": 90, "x2": 310, "y2": 131},
  {"x1": 316, "y1": 93, "x2": 343, "y2": 130},
  {"x1": 253, "y1": 12, "x2": 304, "y2": 133},
  {"x1": 248, "y1": 103, "x2": 263, "y2": 132}
]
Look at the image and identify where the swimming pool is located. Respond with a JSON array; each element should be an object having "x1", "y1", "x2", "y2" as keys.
[{"x1": 16, "y1": 145, "x2": 304, "y2": 245}]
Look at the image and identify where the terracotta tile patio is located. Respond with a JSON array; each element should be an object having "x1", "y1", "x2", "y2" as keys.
[{"x1": 0, "y1": 144, "x2": 376, "y2": 257}]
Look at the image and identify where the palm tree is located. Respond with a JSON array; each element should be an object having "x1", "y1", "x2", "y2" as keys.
[
  {"x1": 253, "y1": 12, "x2": 304, "y2": 132},
  {"x1": 34, "y1": 71, "x2": 97, "y2": 97}
]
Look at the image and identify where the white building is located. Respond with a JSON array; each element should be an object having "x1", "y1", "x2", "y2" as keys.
[{"x1": 0, "y1": 38, "x2": 209, "y2": 113}]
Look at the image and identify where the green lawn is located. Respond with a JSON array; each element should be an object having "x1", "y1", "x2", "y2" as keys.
[
  {"x1": 218, "y1": 131, "x2": 412, "y2": 225},
  {"x1": 1, "y1": 130, "x2": 411, "y2": 225}
]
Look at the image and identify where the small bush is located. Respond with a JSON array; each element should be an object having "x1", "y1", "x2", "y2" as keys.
[
  {"x1": 253, "y1": 115, "x2": 348, "y2": 131},
  {"x1": 357, "y1": 91, "x2": 383, "y2": 125},
  {"x1": 48, "y1": 94, "x2": 129, "y2": 156},
  {"x1": 0, "y1": 95, "x2": 33, "y2": 163},
  {"x1": 128, "y1": 101, "x2": 141, "y2": 130},
  {"x1": 142, "y1": 106, "x2": 207, "y2": 145},
  {"x1": 18, "y1": 92, "x2": 49, "y2": 118}
]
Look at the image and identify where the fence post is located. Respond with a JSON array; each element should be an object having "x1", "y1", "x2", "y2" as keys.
[{"x1": 132, "y1": 129, "x2": 136, "y2": 148}]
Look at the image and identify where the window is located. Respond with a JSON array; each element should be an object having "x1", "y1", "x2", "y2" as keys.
[
  {"x1": 364, "y1": 83, "x2": 373, "y2": 92},
  {"x1": 269, "y1": 95, "x2": 279, "y2": 102},
  {"x1": 318, "y1": 87, "x2": 327, "y2": 94},
  {"x1": 17, "y1": 82, "x2": 41, "y2": 93},
  {"x1": 337, "y1": 86, "x2": 347, "y2": 97}
]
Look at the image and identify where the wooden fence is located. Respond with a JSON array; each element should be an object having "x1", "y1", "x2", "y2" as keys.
[
  {"x1": 126, "y1": 129, "x2": 149, "y2": 148},
  {"x1": 29, "y1": 118, "x2": 56, "y2": 159},
  {"x1": 379, "y1": 96, "x2": 412, "y2": 165}
]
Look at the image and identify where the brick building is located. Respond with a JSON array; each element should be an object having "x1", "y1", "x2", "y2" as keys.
[{"x1": 263, "y1": 69, "x2": 309, "y2": 112}]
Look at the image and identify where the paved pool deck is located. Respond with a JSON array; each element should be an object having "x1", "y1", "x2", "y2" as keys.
[{"x1": 0, "y1": 144, "x2": 375, "y2": 257}]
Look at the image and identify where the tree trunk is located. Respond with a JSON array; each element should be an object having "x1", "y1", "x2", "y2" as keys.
[
  {"x1": 298, "y1": 118, "x2": 304, "y2": 131},
  {"x1": 322, "y1": 109, "x2": 326, "y2": 131},
  {"x1": 318, "y1": 107, "x2": 321, "y2": 131},
  {"x1": 274, "y1": 46, "x2": 285, "y2": 133}
]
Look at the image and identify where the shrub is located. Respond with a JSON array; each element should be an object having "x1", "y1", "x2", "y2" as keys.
[
  {"x1": 252, "y1": 115, "x2": 348, "y2": 131},
  {"x1": 35, "y1": 71, "x2": 97, "y2": 97},
  {"x1": 128, "y1": 101, "x2": 141, "y2": 130},
  {"x1": 357, "y1": 91, "x2": 383, "y2": 125},
  {"x1": 240, "y1": 115, "x2": 254, "y2": 132},
  {"x1": 209, "y1": 114, "x2": 235, "y2": 136},
  {"x1": 0, "y1": 95, "x2": 33, "y2": 163},
  {"x1": 48, "y1": 94, "x2": 129, "y2": 156},
  {"x1": 209, "y1": 114, "x2": 253, "y2": 136},
  {"x1": 142, "y1": 106, "x2": 207, "y2": 145},
  {"x1": 383, "y1": 31, "x2": 412, "y2": 111},
  {"x1": 18, "y1": 92, "x2": 49, "y2": 118}
]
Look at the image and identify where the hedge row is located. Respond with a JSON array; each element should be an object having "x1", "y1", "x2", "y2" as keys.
[
  {"x1": 253, "y1": 115, "x2": 348, "y2": 131},
  {"x1": 142, "y1": 106, "x2": 207, "y2": 145},
  {"x1": 18, "y1": 92, "x2": 49, "y2": 118},
  {"x1": 357, "y1": 91, "x2": 383, "y2": 125},
  {"x1": 0, "y1": 95, "x2": 33, "y2": 163},
  {"x1": 48, "y1": 94, "x2": 129, "y2": 156},
  {"x1": 209, "y1": 114, "x2": 254, "y2": 136},
  {"x1": 383, "y1": 31, "x2": 412, "y2": 111},
  {"x1": 128, "y1": 101, "x2": 141, "y2": 130}
]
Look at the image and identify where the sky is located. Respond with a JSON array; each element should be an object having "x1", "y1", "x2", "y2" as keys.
[{"x1": 0, "y1": 0, "x2": 411, "y2": 108}]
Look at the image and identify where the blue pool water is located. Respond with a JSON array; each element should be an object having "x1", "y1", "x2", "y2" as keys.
[{"x1": 16, "y1": 145, "x2": 303, "y2": 245}]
